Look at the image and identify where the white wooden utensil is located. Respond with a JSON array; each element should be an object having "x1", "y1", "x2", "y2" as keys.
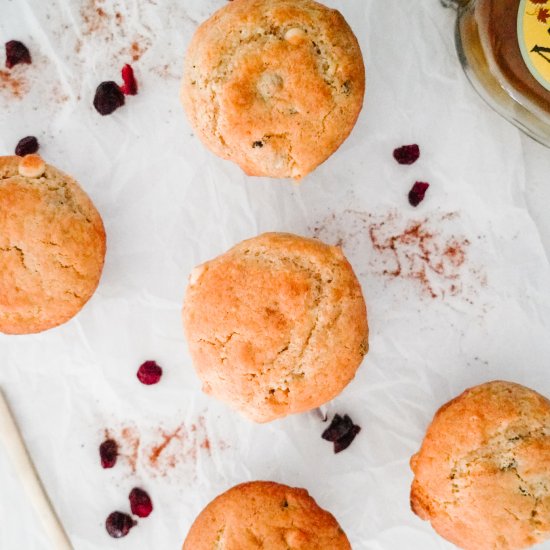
[{"x1": 0, "y1": 389, "x2": 73, "y2": 550}]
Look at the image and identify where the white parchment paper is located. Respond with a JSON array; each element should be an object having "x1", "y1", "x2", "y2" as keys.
[{"x1": 2, "y1": 0, "x2": 550, "y2": 548}]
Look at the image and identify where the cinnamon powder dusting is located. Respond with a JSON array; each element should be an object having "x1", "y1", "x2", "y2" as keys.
[
  {"x1": 81, "y1": 0, "x2": 109, "y2": 35},
  {"x1": 312, "y1": 210, "x2": 486, "y2": 300},
  {"x1": 79, "y1": 0, "x2": 151, "y2": 61},
  {"x1": 150, "y1": 63, "x2": 179, "y2": 80},
  {"x1": 0, "y1": 69, "x2": 28, "y2": 99},
  {"x1": 129, "y1": 41, "x2": 145, "y2": 62},
  {"x1": 104, "y1": 426, "x2": 140, "y2": 473},
  {"x1": 80, "y1": 0, "x2": 112, "y2": 35},
  {"x1": 102, "y1": 416, "x2": 225, "y2": 480},
  {"x1": 121, "y1": 427, "x2": 140, "y2": 473},
  {"x1": 148, "y1": 426, "x2": 183, "y2": 467},
  {"x1": 368, "y1": 213, "x2": 471, "y2": 298}
]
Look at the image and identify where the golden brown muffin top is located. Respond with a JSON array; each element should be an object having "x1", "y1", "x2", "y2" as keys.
[
  {"x1": 181, "y1": 0, "x2": 365, "y2": 179},
  {"x1": 411, "y1": 381, "x2": 550, "y2": 550},
  {"x1": 0, "y1": 155, "x2": 106, "y2": 334},
  {"x1": 182, "y1": 232, "x2": 368, "y2": 422},
  {"x1": 183, "y1": 481, "x2": 351, "y2": 549}
]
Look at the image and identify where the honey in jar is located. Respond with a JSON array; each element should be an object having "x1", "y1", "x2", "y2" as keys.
[{"x1": 451, "y1": 0, "x2": 550, "y2": 146}]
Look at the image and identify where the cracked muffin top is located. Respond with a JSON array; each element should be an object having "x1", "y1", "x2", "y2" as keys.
[
  {"x1": 182, "y1": 481, "x2": 351, "y2": 549},
  {"x1": 410, "y1": 380, "x2": 550, "y2": 550},
  {"x1": 182, "y1": 232, "x2": 368, "y2": 423},
  {"x1": 0, "y1": 155, "x2": 106, "y2": 334},
  {"x1": 181, "y1": 0, "x2": 365, "y2": 180}
]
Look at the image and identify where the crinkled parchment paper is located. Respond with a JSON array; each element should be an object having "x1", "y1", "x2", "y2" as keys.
[{"x1": 2, "y1": 1, "x2": 550, "y2": 548}]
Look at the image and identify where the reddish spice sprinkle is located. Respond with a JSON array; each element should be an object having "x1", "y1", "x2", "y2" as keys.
[
  {"x1": 102, "y1": 416, "x2": 228, "y2": 479},
  {"x1": 121, "y1": 427, "x2": 140, "y2": 473},
  {"x1": 5, "y1": 40, "x2": 31, "y2": 69},
  {"x1": 311, "y1": 210, "x2": 483, "y2": 301},
  {"x1": 137, "y1": 360, "x2": 162, "y2": 385},
  {"x1": 129, "y1": 488, "x2": 153, "y2": 518},
  {"x1": 120, "y1": 64, "x2": 138, "y2": 96},
  {"x1": 368, "y1": 214, "x2": 470, "y2": 299},
  {"x1": 80, "y1": 0, "x2": 110, "y2": 36},
  {"x1": 0, "y1": 69, "x2": 27, "y2": 98},
  {"x1": 393, "y1": 144, "x2": 420, "y2": 165},
  {"x1": 408, "y1": 181, "x2": 430, "y2": 207},
  {"x1": 149, "y1": 427, "x2": 182, "y2": 465},
  {"x1": 129, "y1": 42, "x2": 144, "y2": 62}
]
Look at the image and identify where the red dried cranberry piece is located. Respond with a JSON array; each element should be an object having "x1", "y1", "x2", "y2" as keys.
[
  {"x1": 129, "y1": 488, "x2": 153, "y2": 518},
  {"x1": 105, "y1": 512, "x2": 136, "y2": 538},
  {"x1": 93, "y1": 81, "x2": 125, "y2": 115},
  {"x1": 393, "y1": 144, "x2": 420, "y2": 165},
  {"x1": 137, "y1": 360, "x2": 162, "y2": 385},
  {"x1": 334, "y1": 425, "x2": 361, "y2": 453},
  {"x1": 120, "y1": 64, "x2": 138, "y2": 96},
  {"x1": 15, "y1": 136, "x2": 39, "y2": 156},
  {"x1": 5, "y1": 40, "x2": 31, "y2": 69},
  {"x1": 321, "y1": 414, "x2": 354, "y2": 442},
  {"x1": 322, "y1": 414, "x2": 361, "y2": 454},
  {"x1": 99, "y1": 438, "x2": 118, "y2": 469},
  {"x1": 408, "y1": 181, "x2": 430, "y2": 207}
]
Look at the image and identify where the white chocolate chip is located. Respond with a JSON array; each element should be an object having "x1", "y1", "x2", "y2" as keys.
[
  {"x1": 18, "y1": 154, "x2": 45, "y2": 178},
  {"x1": 257, "y1": 72, "x2": 283, "y2": 99},
  {"x1": 189, "y1": 264, "x2": 206, "y2": 285},
  {"x1": 284, "y1": 28, "x2": 306, "y2": 44}
]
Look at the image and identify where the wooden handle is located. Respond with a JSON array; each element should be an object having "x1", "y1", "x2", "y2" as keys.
[{"x1": 0, "y1": 389, "x2": 73, "y2": 550}]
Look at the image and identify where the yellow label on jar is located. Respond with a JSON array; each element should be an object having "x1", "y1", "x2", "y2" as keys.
[{"x1": 519, "y1": 0, "x2": 550, "y2": 91}]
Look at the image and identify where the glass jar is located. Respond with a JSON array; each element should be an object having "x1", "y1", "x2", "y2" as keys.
[{"x1": 449, "y1": 0, "x2": 550, "y2": 146}]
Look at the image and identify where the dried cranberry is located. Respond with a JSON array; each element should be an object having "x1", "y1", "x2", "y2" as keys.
[
  {"x1": 322, "y1": 414, "x2": 361, "y2": 454},
  {"x1": 5, "y1": 40, "x2": 31, "y2": 69},
  {"x1": 93, "y1": 81, "x2": 125, "y2": 115},
  {"x1": 99, "y1": 438, "x2": 118, "y2": 469},
  {"x1": 129, "y1": 488, "x2": 153, "y2": 518},
  {"x1": 334, "y1": 425, "x2": 361, "y2": 453},
  {"x1": 15, "y1": 136, "x2": 39, "y2": 156},
  {"x1": 106, "y1": 512, "x2": 136, "y2": 538},
  {"x1": 137, "y1": 360, "x2": 162, "y2": 385},
  {"x1": 393, "y1": 144, "x2": 420, "y2": 165},
  {"x1": 322, "y1": 414, "x2": 354, "y2": 442},
  {"x1": 120, "y1": 64, "x2": 138, "y2": 95},
  {"x1": 408, "y1": 181, "x2": 430, "y2": 207}
]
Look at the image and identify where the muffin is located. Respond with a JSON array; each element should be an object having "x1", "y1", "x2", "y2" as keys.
[
  {"x1": 0, "y1": 155, "x2": 106, "y2": 334},
  {"x1": 183, "y1": 481, "x2": 351, "y2": 549},
  {"x1": 410, "y1": 381, "x2": 550, "y2": 550},
  {"x1": 182, "y1": 232, "x2": 368, "y2": 423},
  {"x1": 181, "y1": 0, "x2": 365, "y2": 179}
]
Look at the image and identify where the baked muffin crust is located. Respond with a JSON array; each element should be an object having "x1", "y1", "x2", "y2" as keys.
[
  {"x1": 181, "y1": 0, "x2": 365, "y2": 179},
  {"x1": 0, "y1": 156, "x2": 106, "y2": 334},
  {"x1": 411, "y1": 381, "x2": 550, "y2": 550},
  {"x1": 182, "y1": 232, "x2": 368, "y2": 422},
  {"x1": 183, "y1": 481, "x2": 351, "y2": 549}
]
